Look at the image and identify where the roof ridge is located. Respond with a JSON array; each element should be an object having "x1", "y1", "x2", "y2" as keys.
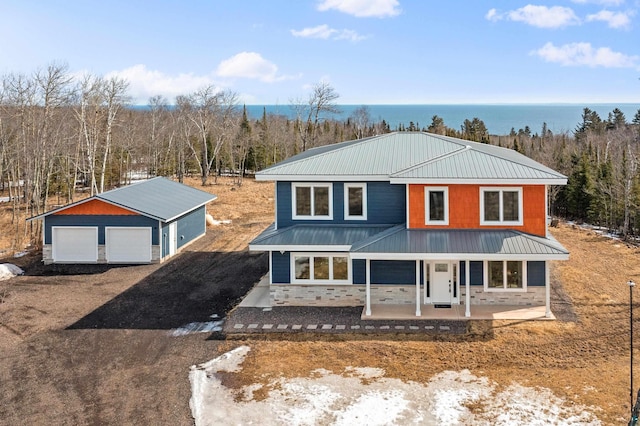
[
  {"x1": 390, "y1": 144, "x2": 471, "y2": 177},
  {"x1": 351, "y1": 224, "x2": 404, "y2": 251}
]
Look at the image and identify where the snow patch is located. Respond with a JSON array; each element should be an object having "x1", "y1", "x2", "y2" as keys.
[
  {"x1": 0, "y1": 263, "x2": 24, "y2": 281},
  {"x1": 171, "y1": 320, "x2": 224, "y2": 336},
  {"x1": 190, "y1": 347, "x2": 602, "y2": 426}
]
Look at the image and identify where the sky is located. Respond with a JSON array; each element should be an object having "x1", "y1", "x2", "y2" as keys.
[{"x1": 1, "y1": 0, "x2": 639, "y2": 105}]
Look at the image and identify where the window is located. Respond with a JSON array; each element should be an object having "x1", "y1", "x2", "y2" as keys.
[
  {"x1": 425, "y1": 187, "x2": 449, "y2": 225},
  {"x1": 292, "y1": 183, "x2": 333, "y2": 220},
  {"x1": 344, "y1": 183, "x2": 367, "y2": 220},
  {"x1": 292, "y1": 253, "x2": 351, "y2": 284},
  {"x1": 485, "y1": 260, "x2": 526, "y2": 291},
  {"x1": 480, "y1": 187, "x2": 523, "y2": 225}
]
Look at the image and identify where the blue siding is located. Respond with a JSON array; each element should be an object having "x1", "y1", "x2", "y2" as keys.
[
  {"x1": 276, "y1": 181, "x2": 405, "y2": 228},
  {"x1": 176, "y1": 206, "x2": 206, "y2": 249},
  {"x1": 371, "y1": 260, "x2": 416, "y2": 284},
  {"x1": 460, "y1": 261, "x2": 484, "y2": 286},
  {"x1": 271, "y1": 251, "x2": 290, "y2": 283},
  {"x1": 353, "y1": 259, "x2": 366, "y2": 284},
  {"x1": 527, "y1": 261, "x2": 546, "y2": 286},
  {"x1": 44, "y1": 215, "x2": 159, "y2": 245}
]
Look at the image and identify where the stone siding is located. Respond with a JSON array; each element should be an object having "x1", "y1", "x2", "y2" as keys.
[
  {"x1": 271, "y1": 284, "x2": 546, "y2": 307},
  {"x1": 460, "y1": 286, "x2": 545, "y2": 306}
]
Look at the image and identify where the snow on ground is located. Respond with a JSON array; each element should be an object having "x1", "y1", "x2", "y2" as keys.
[
  {"x1": 0, "y1": 263, "x2": 24, "y2": 281},
  {"x1": 171, "y1": 315, "x2": 223, "y2": 336},
  {"x1": 190, "y1": 346, "x2": 602, "y2": 426}
]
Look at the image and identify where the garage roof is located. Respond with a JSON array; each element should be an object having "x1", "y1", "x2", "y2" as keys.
[{"x1": 29, "y1": 177, "x2": 217, "y2": 223}]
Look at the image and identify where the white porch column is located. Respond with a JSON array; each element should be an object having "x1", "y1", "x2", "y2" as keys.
[
  {"x1": 415, "y1": 260, "x2": 421, "y2": 316},
  {"x1": 365, "y1": 258, "x2": 371, "y2": 316},
  {"x1": 465, "y1": 260, "x2": 471, "y2": 318},
  {"x1": 545, "y1": 260, "x2": 551, "y2": 318}
]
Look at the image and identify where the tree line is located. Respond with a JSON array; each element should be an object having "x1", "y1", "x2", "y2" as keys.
[{"x1": 1, "y1": 63, "x2": 640, "y2": 250}]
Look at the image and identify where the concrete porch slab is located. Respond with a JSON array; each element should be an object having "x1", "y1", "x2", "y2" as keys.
[{"x1": 362, "y1": 304, "x2": 555, "y2": 321}]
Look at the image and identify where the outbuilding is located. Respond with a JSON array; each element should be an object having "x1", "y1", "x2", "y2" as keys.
[{"x1": 28, "y1": 177, "x2": 216, "y2": 264}]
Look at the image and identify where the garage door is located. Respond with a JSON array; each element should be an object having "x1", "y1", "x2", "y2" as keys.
[
  {"x1": 52, "y1": 227, "x2": 98, "y2": 263},
  {"x1": 106, "y1": 227, "x2": 152, "y2": 263}
]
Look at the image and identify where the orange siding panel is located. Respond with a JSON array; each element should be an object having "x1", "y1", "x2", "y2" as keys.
[
  {"x1": 54, "y1": 199, "x2": 139, "y2": 216},
  {"x1": 407, "y1": 184, "x2": 547, "y2": 236}
]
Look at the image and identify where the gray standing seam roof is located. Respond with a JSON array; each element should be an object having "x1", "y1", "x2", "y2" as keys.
[
  {"x1": 97, "y1": 177, "x2": 217, "y2": 221},
  {"x1": 28, "y1": 177, "x2": 217, "y2": 222},
  {"x1": 249, "y1": 224, "x2": 396, "y2": 248},
  {"x1": 256, "y1": 132, "x2": 567, "y2": 183},
  {"x1": 351, "y1": 227, "x2": 569, "y2": 257}
]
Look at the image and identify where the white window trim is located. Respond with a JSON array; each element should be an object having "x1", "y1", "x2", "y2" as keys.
[
  {"x1": 292, "y1": 182, "x2": 333, "y2": 220},
  {"x1": 291, "y1": 252, "x2": 352, "y2": 285},
  {"x1": 344, "y1": 183, "x2": 367, "y2": 220},
  {"x1": 425, "y1": 186, "x2": 449, "y2": 225},
  {"x1": 483, "y1": 260, "x2": 527, "y2": 292},
  {"x1": 479, "y1": 187, "x2": 523, "y2": 226}
]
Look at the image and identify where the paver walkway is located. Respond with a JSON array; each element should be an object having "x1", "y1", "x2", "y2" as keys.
[{"x1": 223, "y1": 306, "x2": 469, "y2": 335}]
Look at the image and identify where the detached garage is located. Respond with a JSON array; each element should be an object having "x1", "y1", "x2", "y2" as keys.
[{"x1": 29, "y1": 177, "x2": 217, "y2": 264}]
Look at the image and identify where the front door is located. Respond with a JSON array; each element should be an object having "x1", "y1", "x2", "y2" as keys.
[{"x1": 431, "y1": 262, "x2": 452, "y2": 304}]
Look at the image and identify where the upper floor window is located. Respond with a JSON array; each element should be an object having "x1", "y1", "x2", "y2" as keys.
[
  {"x1": 425, "y1": 187, "x2": 449, "y2": 225},
  {"x1": 344, "y1": 183, "x2": 367, "y2": 220},
  {"x1": 480, "y1": 187, "x2": 522, "y2": 226},
  {"x1": 292, "y1": 183, "x2": 333, "y2": 220}
]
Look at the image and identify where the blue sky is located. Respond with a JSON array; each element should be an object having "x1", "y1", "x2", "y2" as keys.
[{"x1": 1, "y1": 0, "x2": 639, "y2": 104}]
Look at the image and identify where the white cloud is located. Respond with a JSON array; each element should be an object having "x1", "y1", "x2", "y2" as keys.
[
  {"x1": 487, "y1": 5, "x2": 581, "y2": 28},
  {"x1": 586, "y1": 9, "x2": 634, "y2": 29},
  {"x1": 572, "y1": 0, "x2": 625, "y2": 6},
  {"x1": 291, "y1": 24, "x2": 367, "y2": 42},
  {"x1": 216, "y1": 52, "x2": 299, "y2": 83},
  {"x1": 317, "y1": 0, "x2": 401, "y2": 18},
  {"x1": 104, "y1": 65, "x2": 217, "y2": 104},
  {"x1": 531, "y1": 42, "x2": 639, "y2": 68}
]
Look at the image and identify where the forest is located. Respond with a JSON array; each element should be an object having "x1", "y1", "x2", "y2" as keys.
[{"x1": 1, "y1": 64, "x2": 640, "y2": 251}]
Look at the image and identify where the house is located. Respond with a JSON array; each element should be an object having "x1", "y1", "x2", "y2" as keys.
[
  {"x1": 28, "y1": 177, "x2": 216, "y2": 264},
  {"x1": 249, "y1": 132, "x2": 569, "y2": 318}
]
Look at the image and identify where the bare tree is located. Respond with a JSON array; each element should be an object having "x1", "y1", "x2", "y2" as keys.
[{"x1": 291, "y1": 82, "x2": 340, "y2": 152}]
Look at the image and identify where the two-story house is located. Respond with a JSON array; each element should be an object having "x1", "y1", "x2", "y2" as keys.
[{"x1": 249, "y1": 132, "x2": 569, "y2": 318}]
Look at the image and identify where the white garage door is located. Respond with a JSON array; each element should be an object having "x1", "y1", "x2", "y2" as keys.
[
  {"x1": 106, "y1": 227, "x2": 152, "y2": 263},
  {"x1": 52, "y1": 227, "x2": 98, "y2": 263}
]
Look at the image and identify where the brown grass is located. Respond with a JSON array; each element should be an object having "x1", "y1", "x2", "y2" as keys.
[{"x1": 1, "y1": 178, "x2": 637, "y2": 424}]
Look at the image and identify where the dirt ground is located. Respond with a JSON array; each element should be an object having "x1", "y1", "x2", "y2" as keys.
[{"x1": 0, "y1": 177, "x2": 639, "y2": 425}]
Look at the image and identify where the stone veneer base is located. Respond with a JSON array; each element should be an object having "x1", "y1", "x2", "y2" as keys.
[{"x1": 270, "y1": 284, "x2": 546, "y2": 307}]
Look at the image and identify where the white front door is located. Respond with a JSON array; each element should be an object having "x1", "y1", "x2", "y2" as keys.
[{"x1": 431, "y1": 262, "x2": 452, "y2": 304}]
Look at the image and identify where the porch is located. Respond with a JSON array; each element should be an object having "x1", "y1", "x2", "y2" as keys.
[{"x1": 362, "y1": 303, "x2": 555, "y2": 321}]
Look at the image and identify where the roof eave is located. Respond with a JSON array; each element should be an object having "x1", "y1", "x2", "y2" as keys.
[
  {"x1": 255, "y1": 174, "x2": 391, "y2": 182},
  {"x1": 390, "y1": 178, "x2": 568, "y2": 185}
]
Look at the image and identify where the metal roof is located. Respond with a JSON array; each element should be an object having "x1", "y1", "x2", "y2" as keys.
[
  {"x1": 256, "y1": 132, "x2": 567, "y2": 184},
  {"x1": 249, "y1": 223, "x2": 569, "y2": 260},
  {"x1": 350, "y1": 227, "x2": 569, "y2": 260},
  {"x1": 249, "y1": 223, "x2": 395, "y2": 250},
  {"x1": 30, "y1": 177, "x2": 217, "y2": 222}
]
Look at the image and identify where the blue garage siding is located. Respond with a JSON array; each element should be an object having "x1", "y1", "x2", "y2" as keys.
[
  {"x1": 271, "y1": 251, "x2": 290, "y2": 283},
  {"x1": 460, "y1": 261, "x2": 484, "y2": 286},
  {"x1": 527, "y1": 261, "x2": 546, "y2": 286},
  {"x1": 44, "y1": 215, "x2": 159, "y2": 245},
  {"x1": 276, "y1": 181, "x2": 405, "y2": 227},
  {"x1": 176, "y1": 206, "x2": 206, "y2": 249},
  {"x1": 371, "y1": 260, "x2": 416, "y2": 284}
]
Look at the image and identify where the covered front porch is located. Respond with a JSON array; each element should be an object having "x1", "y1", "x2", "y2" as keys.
[{"x1": 362, "y1": 303, "x2": 555, "y2": 321}]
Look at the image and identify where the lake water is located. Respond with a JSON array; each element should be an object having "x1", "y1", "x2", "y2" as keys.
[{"x1": 245, "y1": 104, "x2": 640, "y2": 136}]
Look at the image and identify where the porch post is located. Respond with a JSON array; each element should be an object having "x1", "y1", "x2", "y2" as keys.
[
  {"x1": 465, "y1": 260, "x2": 471, "y2": 318},
  {"x1": 415, "y1": 260, "x2": 421, "y2": 316},
  {"x1": 545, "y1": 260, "x2": 551, "y2": 318},
  {"x1": 365, "y1": 258, "x2": 371, "y2": 316}
]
